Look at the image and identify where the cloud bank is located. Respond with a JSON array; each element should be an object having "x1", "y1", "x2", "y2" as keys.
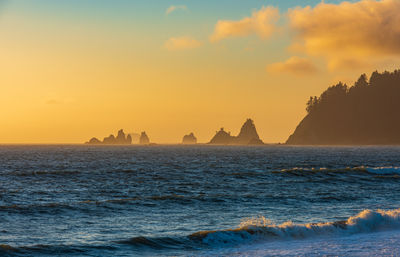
[{"x1": 288, "y1": 0, "x2": 400, "y2": 70}]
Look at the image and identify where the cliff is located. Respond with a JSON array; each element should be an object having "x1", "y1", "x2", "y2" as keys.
[
  {"x1": 209, "y1": 119, "x2": 264, "y2": 145},
  {"x1": 182, "y1": 133, "x2": 197, "y2": 144},
  {"x1": 286, "y1": 69, "x2": 400, "y2": 145}
]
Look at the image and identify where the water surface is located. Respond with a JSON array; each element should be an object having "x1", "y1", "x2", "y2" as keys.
[{"x1": 1, "y1": 145, "x2": 400, "y2": 256}]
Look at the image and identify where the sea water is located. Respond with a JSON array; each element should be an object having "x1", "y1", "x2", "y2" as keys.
[{"x1": 1, "y1": 145, "x2": 400, "y2": 256}]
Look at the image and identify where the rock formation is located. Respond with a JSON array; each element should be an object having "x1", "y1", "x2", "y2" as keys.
[
  {"x1": 139, "y1": 131, "x2": 150, "y2": 145},
  {"x1": 236, "y1": 119, "x2": 263, "y2": 145},
  {"x1": 85, "y1": 129, "x2": 132, "y2": 145},
  {"x1": 208, "y1": 119, "x2": 264, "y2": 145},
  {"x1": 286, "y1": 69, "x2": 400, "y2": 145},
  {"x1": 115, "y1": 129, "x2": 131, "y2": 144},
  {"x1": 209, "y1": 128, "x2": 234, "y2": 144},
  {"x1": 103, "y1": 134, "x2": 116, "y2": 144},
  {"x1": 87, "y1": 137, "x2": 102, "y2": 144},
  {"x1": 182, "y1": 133, "x2": 197, "y2": 144}
]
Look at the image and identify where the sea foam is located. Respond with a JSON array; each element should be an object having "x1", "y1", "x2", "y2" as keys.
[
  {"x1": 278, "y1": 166, "x2": 400, "y2": 175},
  {"x1": 190, "y1": 208, "x2": 400, "y2": 246}
]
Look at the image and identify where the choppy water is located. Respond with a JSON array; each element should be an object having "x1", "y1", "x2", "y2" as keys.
[{"x1": 1, "y1": 145, "x2": 400, "y2": 256}]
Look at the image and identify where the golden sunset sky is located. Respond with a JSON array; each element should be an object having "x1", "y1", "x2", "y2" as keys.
[{"x1": 1, "y1": 0, "x2": 399, "y2": 143}]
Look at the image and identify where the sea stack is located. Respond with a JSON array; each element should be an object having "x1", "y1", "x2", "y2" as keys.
[
  {"x1": 85, "y1": 129, "x2": 132, "y2": 145},
  {"x1": 236, "y1": 119, "x2": 264, "y2": 145},
  {"x1": 182, "y1": 133, "x2": 197, "y2": 144},
  {"x1": 208, "y1": 119, "x2": 264, "y2": 145},
  {"x1": 87, "y1": 137, "x2": 102, "y2": 144},
  {"x1": 140, "y1": 131, "x2": 150, "y2": 145},
  {"x1": 115, "y1": 129, "x2": 131, "y2": 144},
  {"x1": 103, "y1": 134, "x2": 116, "y2": 144},
  {"x1": 209, "y1": 128, "x2": 234, "y2": 144}
]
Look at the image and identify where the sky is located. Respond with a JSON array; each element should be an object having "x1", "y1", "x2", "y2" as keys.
[{"x1": 0, "y1": 0, "x2": 399, "y2": 143}]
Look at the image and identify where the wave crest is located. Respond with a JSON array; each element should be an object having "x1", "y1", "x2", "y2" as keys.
[
  {"x1": 277, "y1": 166, "x2": 400, "y2": 175},
  {"x1": 190, "y1": 208, "x2": 400, "y2": 245}
]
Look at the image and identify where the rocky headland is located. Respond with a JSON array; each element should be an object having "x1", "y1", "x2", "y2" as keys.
[{"x1": 286, "y1": 70, "x2": 400, "y2": 145}]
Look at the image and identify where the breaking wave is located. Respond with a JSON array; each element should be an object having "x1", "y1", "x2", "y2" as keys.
[
  {"x1": 4, "y1": 209, "x2": 400, "y2": 254},
  {"x1": 189, "y1": 208, "x2": 400, "y2": 246},
  {"x1": 118, "y1": 208, "x2": 400, "y2": 250}
]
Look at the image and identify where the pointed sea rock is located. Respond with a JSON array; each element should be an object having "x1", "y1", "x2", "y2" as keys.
[
  {"x1": 140, "y1": 131, "x2": 150, "y2": 145},
  {"x1": 236, "y1": 119, "x2": 264, "y2": 145}
]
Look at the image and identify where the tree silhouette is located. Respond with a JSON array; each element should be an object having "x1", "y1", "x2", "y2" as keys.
[{"x1": 287, "y1": 69, "x2": 400, "y2": 145}]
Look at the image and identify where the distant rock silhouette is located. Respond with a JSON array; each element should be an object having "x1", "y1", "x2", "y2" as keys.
[
  {"x1": 126, "y1": 134, "x2": 132, "y2": 144},
  {"x1": 209, "y1": 119, "x2": 264, "y2": 145},
  {"x1": 103, "y1": 134, "x2": 116, "y2": 144},
  {"x1": 86, "y1": 129, "x2": 132, "y2": 145},
  {"x1": 286, "y1": 69, "x2": 400, "y2": 145},
  {"x1": 182, "y1": 133, "x2": 197, "y2": 144},
  {"x1": 209, "y1": 128, "x2": 234, "y2": 144},
  {"x1": 87, "y1": 137, "x2": 102, "y2": 144},
  {"x1": 236, "y1": 119, "x2": 263, "y2": 145},
  {"x1": 139, "y1": 131, "x2": 150, "y2": 145}
]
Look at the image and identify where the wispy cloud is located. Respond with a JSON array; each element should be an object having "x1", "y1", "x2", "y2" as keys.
[
  {"x1": 267, "y1": 56, "x2": 318, "y2": 76},
  {"x1": 210, "y1": 6, "x2": 279, "y2": 42},
  {"x1": 164, "y1": 36, "x2": 202, "y2": 51},
  {"x1": 166, "y1": 5, "x2": 187, "y2": 15}
]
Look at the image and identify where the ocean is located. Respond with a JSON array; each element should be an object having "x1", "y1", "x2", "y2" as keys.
[{"x1": 1, "y1": 145, "x2": 400, "y2": 256}]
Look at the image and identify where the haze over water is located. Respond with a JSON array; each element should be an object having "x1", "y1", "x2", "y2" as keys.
[{"x1": 2, "y1": 145, "x2": 400, "y2": 256}]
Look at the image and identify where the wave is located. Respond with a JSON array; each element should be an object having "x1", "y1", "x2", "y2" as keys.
[
  {"x1": 277, "y1": 166, "x2": 400, "y2": 175},
  {"x1": 116, "y1": 208, "x2": 400, "y2": 250},
  {"x1": 189, "y1": 208, "x2": 400, "y2": 246},
  {"x1": 0, "y1": 194, "x2": 215, "y2": 212},
  {"x1": 0, "y1": 243, "x2": 118, "y2": 255},
  {"x1": 4, "y1": 209, "x2": 400, "y2": 254},
  {"x1": 364, "y1": 166, "x2": 400, "y2": 175}
]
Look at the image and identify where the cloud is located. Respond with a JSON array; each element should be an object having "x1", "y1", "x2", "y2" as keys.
[
  {"x1": 164, "y1": 36, "x2": 202, "y2": 51},
  {"x1": 166, "y1": 5, "x2": 187, "y2": 15},
  {"x1": 210, "y1": 6, "x2": 280, "y2": 42},
  {"x1": 288, "y1": 0, "x2": 400, "y2": 70},
  {"x1": 267, "y1": 56, "x2": 318, "y2": 76}
]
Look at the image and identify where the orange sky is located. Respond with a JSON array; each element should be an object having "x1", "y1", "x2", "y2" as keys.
[{"x1": 1, "y1": 0, "x2": 399, "y2": 143}]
